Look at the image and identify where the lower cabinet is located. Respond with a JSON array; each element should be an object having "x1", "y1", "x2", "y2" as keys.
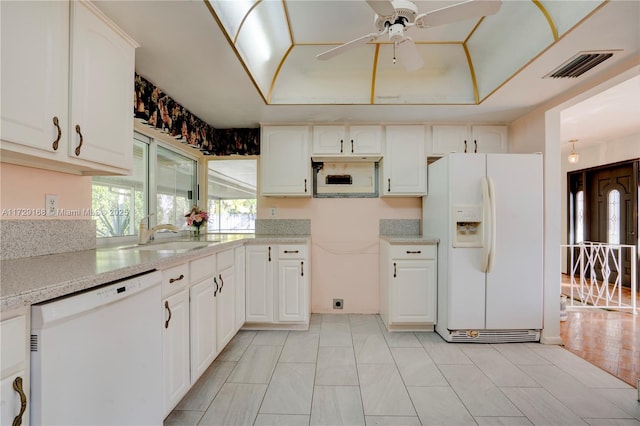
[
  {"x1": 0, "y1": 309, "x2": 29, "y2": 426},
  {"x1": 162, "y1": 288, "x2": 190, "y2": 415},
  {"x1": 379, "y1": 240, "x2": 437, "y2": 331},
  {"x1": 216, "y1": 249, "x2": 236, "y2": 349},
  {"x1": 245, "y1": 243, "x2": 310, "y2": 328},
  {"x1": 189, "y1": 278, "x2": 217, "y2": 382}
]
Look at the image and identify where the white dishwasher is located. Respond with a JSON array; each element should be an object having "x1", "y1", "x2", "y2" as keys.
[{"x1": 30, "y1": 270, "x2": 163, "y2": 425}]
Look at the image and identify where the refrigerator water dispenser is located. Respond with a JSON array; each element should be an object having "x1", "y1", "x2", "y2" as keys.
[{"x1": 452, "y1": 205, "x2": 483, "y2": 247}]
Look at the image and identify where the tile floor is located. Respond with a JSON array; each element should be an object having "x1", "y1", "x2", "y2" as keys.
[{"x1": 165, "y1": 314, "x2": 640, "y2": 426}]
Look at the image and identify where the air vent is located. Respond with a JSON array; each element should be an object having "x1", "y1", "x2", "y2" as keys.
[
  {"x1": 544, "y1": 51, "x2": 617, "y2": 79},
  {"x1": 326, "y1": 175, "x2": 353, "y2": 185},
  {"x1": 449, "y1": 329, "x2": 540, "y2": 343},
  {"x1": 31, "y1": 334, "x2": 38, "y2": 352}
]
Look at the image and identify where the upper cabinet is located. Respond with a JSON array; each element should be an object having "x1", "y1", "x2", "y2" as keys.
[
  {"x1": 0, "y1": 1, "x2": 138, "y2": 176},
  {"x1": 261, "y1": 126, "x2": 312, "y2": 197},
  {"x1": 430, "y1": 125, "x2": 507, "y2": 156},
  {"x1": 381, "y1": 125, "x2": 427, "y2": 196},
  {"x1": 312, "y1": 125, "x2": 382, "y2": 157}
]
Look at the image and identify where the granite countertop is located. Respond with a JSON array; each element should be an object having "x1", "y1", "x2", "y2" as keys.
[
  {"x1": 1, "y1": 233, "x2": 310, "y2": 312},
  {"x1": 380, "y1": 235, "x2": 440, "y2": 244}
]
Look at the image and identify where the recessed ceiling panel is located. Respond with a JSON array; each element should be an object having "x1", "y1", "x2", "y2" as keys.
[
  {"x1": 467, "y1": 1, "x2": 554, "y2": 100},
  {"x1": 235, "y1": 1, "x2": 291, "y2": 99},
  {"x1": 208, "y1": 0, "x2": 258, "y2": 41},
  {"x1": 271, "y1": 45, "x2": 374, "y2": 104},
  {"x1": 374, "y1": 43, "x2": 474, "y2": 104}
]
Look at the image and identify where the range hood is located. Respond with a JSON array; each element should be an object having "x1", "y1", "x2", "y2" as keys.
[{"x1": 311, "y1": 155, "x2": 382, "y2": 163}]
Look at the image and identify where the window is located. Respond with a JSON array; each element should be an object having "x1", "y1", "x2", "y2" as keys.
[
  {"x1": 207, "y1": 159, "x2": 256, "y2": 233},
  {"x1": 608, "y1": 189, "x2": 620, "y2": 244},
  {"x1": 92, "y1": 132, "x2": 199, "y2": 239},
  {"x1": 575, "y1": 190, "x2": 584, "y2": 243}
]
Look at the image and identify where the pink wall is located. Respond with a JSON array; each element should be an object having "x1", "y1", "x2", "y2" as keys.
[
  {"x1": 258, "y1": 196, "x2": 421, "y2": 313},
  {"x1": 0, "y1": 163, "x2": 92, "y2": 220}
]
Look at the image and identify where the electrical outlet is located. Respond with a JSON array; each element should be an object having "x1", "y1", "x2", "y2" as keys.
[
  {"x1": 270, "y1": 207, "x2": 276, "y2": 217},
  {"x1": 333, "y1": 299, "x2": 343, "y2": 310},
  {"x1": 45, "y1": 194, "x2": 58, "y2": 216}
]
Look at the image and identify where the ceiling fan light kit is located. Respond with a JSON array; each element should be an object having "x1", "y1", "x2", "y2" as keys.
[{"x1": 317, "y1": 0, "x2": 502, "y2": 71}]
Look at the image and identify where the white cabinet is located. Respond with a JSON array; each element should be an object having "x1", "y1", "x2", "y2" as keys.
[
  {"x1": 0, "y1": 310, "x2": 29, "y2": 426},
  {"x1": 278, "y1": 246, "x2": 309, "y2": 322},
  {"x1": 245, "y1": 243, "x2": 310, "y2": 327},
  {"x1": 312, "y1": 125, "x2": 382, "y2": 156},
  {"x1": 189, "y1": 255, "x2": 217, "y2": 382},
  {"x1": 162, "y1": 288, "x2": 190, "y2": 415},
  {"x1": 431, "y1": 125, "x2": 507, "y2": 156},
  {"x1": 381, "y1": 125, "x2": 427, "y2": 196},
  {"x1": 379, "y1": 240, "x2": 437, "y2": 331},
  {"x1": 216, "y1": 249, "x2": 236, "y2": 349},
  {"x1": 245, "y1": 245, "x2": 275, "y2": 322},
  {"x1": 0, "y1": 0, "x2": 138, "y2": 176},
  {"x1": 261, "y1": 126, "x2": 311, "y2": 196}
]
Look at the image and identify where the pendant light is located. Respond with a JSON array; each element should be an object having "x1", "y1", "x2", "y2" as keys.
[{"x1": 568, "y1": 139, "x2": 579, "y2": 164}]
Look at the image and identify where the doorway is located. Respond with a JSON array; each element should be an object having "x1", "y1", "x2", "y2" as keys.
[{"x1": 568, "y1": 160, "x2": 639, "y2": 287}]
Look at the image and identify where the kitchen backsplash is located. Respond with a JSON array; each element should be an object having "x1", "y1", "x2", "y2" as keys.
[
  {"x1": 1, "y1": 220, "x2": 96, "y2": 260},
  {"x1": 379, "y1": 219, "x2": 421, "y2": 236},
  {"x1": 255, "y1": 219, "x2": 311, "y2": 236}
]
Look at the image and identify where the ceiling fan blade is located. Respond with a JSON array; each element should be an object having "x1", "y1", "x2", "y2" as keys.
[
  {"x1": 366, "y1": 0, "x2": 396, "y2": 17},
  {"x1": 316, "y1": 31, "x2": 384, "y2": 61},
  {"x1": 416, "y1": 0, "x2": 502, "y2": 28},
  {"x1": 395, "y1": 37, "x2": 424, "y2": 72}
]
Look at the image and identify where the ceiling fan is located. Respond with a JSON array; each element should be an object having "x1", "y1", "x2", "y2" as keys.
[{"x1": 316, "y1": 0, "x2": 502, "y2": 72}]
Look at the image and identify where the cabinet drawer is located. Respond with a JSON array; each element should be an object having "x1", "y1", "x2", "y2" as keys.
[
  {"x1": 390, "y1": 245, "x2": 436, "y2": 260},
  {"x1": 0, "y1": 315, "x2": 27, "y2": 373},
  {"x1": 190, "y1": 254, "x2": 216, "y2": 283},
  {"x1": 162, "y1": 264, "x2": 189, "y2": 296},
  {"x1": 278, "y1": 245, "x2": 307, "y2": 259},
  {"x1": 217, "y1": 249, "x2": 234, "y2": 270}
]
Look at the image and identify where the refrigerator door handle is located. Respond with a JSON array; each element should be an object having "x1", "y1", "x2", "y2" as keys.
[
  {"x1": 487, "y1": 176, "x2": 497, "y2": 272},
  {"x1": 481, "y1": 177, "x2": 492, "y2": 272}
]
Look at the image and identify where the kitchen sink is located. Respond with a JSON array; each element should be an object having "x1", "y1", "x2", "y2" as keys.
[{"x1": 122, "y1": 241, "x2": 217, "y2": 252}]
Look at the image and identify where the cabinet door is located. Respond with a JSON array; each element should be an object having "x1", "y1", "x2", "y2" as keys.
[
  {"x1": 189, "y1": 278, "x2": 217, "y2": 382},
  {"x1": 382, "y1": 125, "x2": 426, "y2": 196},
  {"x1": 216, "y1": 266, "x2": 236, "y2": 349},
  {"x1": 312, "y1": 125, "x2": 345, "y2": 154},
  {"x1": 261, "y1": 126, "x2": 311, "y2": 196},
  {"x1": 234, "y1": 246, "x2": 246, "y2": 331},
  {"x1": 471, "y1": 125, "x2": 508, "y2": 153},
  {"x1": 390, "y1": 260, "x2": 436, "y2": 324},
  {"x1": 0, "y1": 1, "x2": 68, "y2": 155},
  {"x1": 162, "y1": 289, "x2": 190, "y2": 415},
  {"x1": 278, "y1": 259, "x2": 308, "y2": 322},
  {"x1": 69, "y1": 1, "x2": 135, "y2": 171},
  {"x1": 349, "y1": 125, "x2": 382, "y2": 155},
  {"x1": 245, "y1": 245, "x2": 274, "y2": 322},
  {"x1": 431, "y1": 125, "x2": 469, "y2": 155}
]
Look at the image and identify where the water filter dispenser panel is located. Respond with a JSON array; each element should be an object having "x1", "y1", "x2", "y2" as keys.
[{"x1": 452, "y1": 205, "x2": 483, "y2": 247}]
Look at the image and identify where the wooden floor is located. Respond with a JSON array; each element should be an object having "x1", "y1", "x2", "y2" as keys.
[{"x1": 560, "y1": 275, "x2": 639, "y2": 387}]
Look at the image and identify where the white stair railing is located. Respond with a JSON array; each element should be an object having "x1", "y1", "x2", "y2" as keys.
[{"x1": 561, "y1": 242, "x2": 637, "y2": 315}]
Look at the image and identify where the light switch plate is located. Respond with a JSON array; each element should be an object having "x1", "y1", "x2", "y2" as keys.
[{"x1": 45, "y1": 194, "x2": 58, "y2": 216}]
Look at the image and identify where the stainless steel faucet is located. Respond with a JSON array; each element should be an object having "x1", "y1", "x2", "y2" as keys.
[{"x1": 138, "y1": 213, "x2": 179, "y2": 244}]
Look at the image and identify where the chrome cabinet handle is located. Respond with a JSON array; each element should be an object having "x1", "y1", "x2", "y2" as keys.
[
  {"x1": 164, "y1": 301, "x2": 172, "y2": 329},
  {"x1": 340, "y1": 139, "x2": 343, "y2": 153},
  {"x1": 218, "y1": 274, "x2": 224, "y2": 293},
  {"x1": 301, "y1": 261, "x2": 304, "y2": 277},
  {"x1": 52, "y1": 116, "x2": 61, "y2": 151},
  {"x1": 393, "y1": 262, "x2": 397, "y2": 278},
  {"x1": 169, "y1": 274, "x2": 184, "y2": 284},
  {"x1": 74, "y1": 125, "x2": 83, "y2": 156},
  {"x1": 213, "y1": 277, "x2": 219, "y2": 297},
  {"x1": 464, "y1": 140, "x2": 467, "y2": 153},
  {"x1": 12, "y1": 376, "x2": 27, "y2": 426}
]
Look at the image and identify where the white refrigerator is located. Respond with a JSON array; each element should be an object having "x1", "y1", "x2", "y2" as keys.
[{"x1": 423, "y1": 153, "x2": 543, "y2": 343}]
